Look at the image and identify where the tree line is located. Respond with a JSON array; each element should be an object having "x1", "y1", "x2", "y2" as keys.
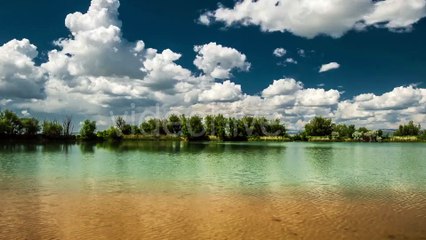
[
  {"x1": 294, "y1": 117, "x2": 426, "y2": 142},
  {"x1": 0, "y1": 110, "x2": 74, "y2": 139},
  {"x1": 96, "y1": 114, "x2": 287, "y2": 141},
  {"x1": 1, "y1": 109, "x2": 425, "y2": 142}
]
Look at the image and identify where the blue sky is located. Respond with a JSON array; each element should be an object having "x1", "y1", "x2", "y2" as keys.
[{"x1": 0, "y1": 0, "x2": 425, "y2": 129}]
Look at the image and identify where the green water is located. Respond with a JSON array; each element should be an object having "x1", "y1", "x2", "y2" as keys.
[{"x1": 1, "y1": 141, "x2": 425, "y2": 198}]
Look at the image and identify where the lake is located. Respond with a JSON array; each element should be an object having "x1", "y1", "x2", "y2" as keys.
[{"x1": 1, "y1": 141, "x2": 426, "y2": 239}]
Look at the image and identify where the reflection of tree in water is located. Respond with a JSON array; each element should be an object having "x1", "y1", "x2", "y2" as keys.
[
  {"x1": 96, "y1": 141, "x2": 286, "y2": 156},
  {"x1": 0, "y1": 144, "x2": 65, "y2": 176},
  {"x1": 80, "y1": 142, "x2": 96, "y2": 153},
  {"x1": 0, "y1": 143, "x2": 38, "y2": 153},
  {"x1": 41, "y1": 143, "x2": 73, "y2": 154},
  {"x1": 96, "y1": 141, "x2": 190, "y2": 154},
  {"x1": 306, "y1": 145, "x2": 334, "y2": 174}
]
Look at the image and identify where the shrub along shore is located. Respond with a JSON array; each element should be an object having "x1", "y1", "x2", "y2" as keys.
[{"x1": 1, "y1": 109, "x2": 425, "y2": 143}]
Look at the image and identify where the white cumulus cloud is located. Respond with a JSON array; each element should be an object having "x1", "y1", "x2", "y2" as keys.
[
  {"x1": 199, "y1": 80, "x2": 243, "y2": 102},
  {"x1": 194, "y1": 42, "x2": 250, "y2": 79},
  {"x1": 200, "y1": 0, "x2": 426, "y2": 38},
  {"x1": 262, "y1": 78, "x2": 303, "y2": 97},
  {"x1": 319, "y1": 62, "x2": 340, "y2": 73},
  {"x1": 0, "y1": 39, "x2": 46, "y2": 99},
  {"x1": 273, "y1": 48, "x2": 287, "y2": 57}
]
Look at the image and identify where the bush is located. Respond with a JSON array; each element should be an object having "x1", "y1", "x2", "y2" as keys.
[
  {"x1": 394, "y1": 121, "x2": 421, "y2": 136},
  {"x1": 42, "y1": 121, "x2": 63, "y2": 138},
  {"x1": 304, "y1": 116, "x2": 333, "y2": 137},
  {"x1": 420, "y1": 130, "x2": 426, "y2": 141},
  {"x1": 80, "y1": 120, "x2": 97, "y2": 140},
  {"x1": 21, "y1": 118, "x2": 40, "y2": 136},
  {"x1": 333, "y1": 124, "x2": 355, "y2": 139},
  {"x1": 0, "y1": 110, "x2": 23, "y2": 136},
  {"x1": 97, "y1": 127, "x2": 122, "y2": 141},
  {"x1": 389, "y1": 136, "x2": 419, "y2": 142}
]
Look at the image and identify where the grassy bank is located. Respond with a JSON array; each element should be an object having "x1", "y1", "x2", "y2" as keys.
[{"x1": 386, "y1": 136, "x2": 423, "y2": 142}]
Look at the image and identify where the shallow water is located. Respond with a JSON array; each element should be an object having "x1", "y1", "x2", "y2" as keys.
[{"x1": 1, "y1": 142, "x2": 426, "y2": 239}]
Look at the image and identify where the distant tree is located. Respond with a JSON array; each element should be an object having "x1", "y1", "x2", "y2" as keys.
[
  {"x1": 263, "y1": 119, "x2": 286, "y2": 136},
  {"x1": 0, "y1": 110, "x2": 23, "y2": 136},
  {"x1": 21, "y1": 118, "x2": 40, "y2": 136},
  {"x1": 131, "y1": 125, "x2": 141, "y2": 135},
  {"x1": 364, "y1": 130, "x2": 378, "y2": 142},
  {"x1": 115, "y1": 116, "x2": 131, "y2": 135},
  {"x1": 166, "y1": 114, "x2": 181, "y2": 135},
  {"x1": 395, "y1": 121, "x2": 421, "y2": 136},
  {"x1": 97, "y1": 127, "x2": 122, "y2": 140},
  {"x1": 333, "y1": 124, "x2": 355, "y2": 139},
  {"x1": 121, "y1": 124, "x2": 132, "y2": 135},
  {"x1": 141, "y1": 120, "x2": 153, "y2": 135},
  {"x1": 253, "y1": 117, "x2": 268, "y2": 136},
  {"x1": 80, "y1": 120, "x2": 97, "y2": 140},
  {"x1": 420, "y1": 130, "x2": 426, "y2": 141},
  {"x1": 141, "y1": 118, "x2": 164, "y2": 135},
  {"x1": 180, "y1": 115, "x2": 190, "y2": 138},
  {"x1": 331, "y1": 131, "x2": 340, "y2": 140},
  {"x1": 42, "y1": 121, "x2": 63, "y2": 138},
  {"x1": 304, "y1": 116, "x2": 333, "y2": 137},
  {"x1": 205, "y1": 115, "x2": 214, "y2": 136},
  {"x1": 227, "y1": 117, "x2": 238, "y2": 138},
  {"x1": 214, "y1": 114, "x2": 227, "y2": 140},
  {"x1": 115, "y1": 116, "x2": 126, "y2": 130},
  {"x1": 188, "y1": 116, "x2": 205, "y2": 138},
  {"x1": 62, "y1": 115, "x2": 74, "y2": 136},
  {"x1": 352, "y1": 131, "x2": 363, "y2": 141},
  {"x1": 241, "y1": 116, "x2": 255, "y2": 137},
  {"x1": 226, "y1": 117, "x2": 249, "y2": 139},
  {"x1": 358, "y1": 127, "x2": 369, "y2": 133}
]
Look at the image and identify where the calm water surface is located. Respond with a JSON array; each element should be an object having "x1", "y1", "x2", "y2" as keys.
[{"x1": 1, "y1": 142, "x2": 426, "y2": 239}]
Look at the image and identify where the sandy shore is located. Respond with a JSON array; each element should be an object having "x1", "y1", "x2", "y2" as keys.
[{"x1": 1, "y1": 190, "x2": 426, "y2": 240}]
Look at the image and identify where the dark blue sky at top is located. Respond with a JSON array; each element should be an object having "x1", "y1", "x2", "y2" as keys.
[{"x1": 1, "y1": 0, "x2": 425, "y2": 100}]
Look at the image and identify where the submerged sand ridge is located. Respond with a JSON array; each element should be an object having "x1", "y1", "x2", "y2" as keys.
[{"x1": 1, "y1": 191, "x2": 426, "y2": 240}]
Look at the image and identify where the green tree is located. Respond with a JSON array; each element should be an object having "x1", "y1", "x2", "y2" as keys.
[
  {"x1": 62, "y1": 115, "x2": 73, "y2": 136},
  {"x1": 267, "y1": 119, "x2": 286, "y2": 136},
  {"x1": 141, "y1": 118, "x2": 165, "y2": 135},
  {"x1": 214, "y1": 114, "x2": 227, "y2": 140},
  {"x1": 0, "y1": 110, "x2": 23, "y2": 136},
  {"x1": 80, "y1": 120, "x2": 97, "y2": 140},
  {"x1": 352, "y1": 131, "x2": 363, "y2": 141},
  {"x1": 115, "y1": 116, "x2": 132, "y2": 135},
  {"x1": 205, "y1": 115, "x2": 214, "y2": 136},
  {"x1": 131, "y1": 125, "x2": 141, "y2": 135},
  {"x1": 141, "y1": 120, "x2": 154, "y2": 135},
  {"x1": 188, "y1": 116, "x2": 205, "y2": 138},
  {"x1": 333, "y1": 124, "x2": 356, "y2": 139},
  {"x1": 241, "y1": 116, "x2": 255, "y2": 137},
  {"x1": 395, "y1": 121, "x2": 421, "y2": 136},
  {"x1": 21, "y1": 118, "x2": 40, "y2": 136},
  {"x1": 227, "y1": 117, "x2": 238, "y2": 138},
  {"x1": 166, "y1": 114, "x2": 181, "y2": 135},
  {"x1": 304, "y1": 117, "x2": 333, "y2": 137},
  {"x1": 358, "y1": 127, "x2": 369, "y2": 134},
  {"x1": 253, "y1": 117, "x2": 268, "y2": 136},
  {"x1": 180, "y1": 115, "x2": 190, "y2": 138},
  {"x1": 97, "y1": 127, "x2": 122, "y2": 140},
  {"x1": 420, "y1": 130, "x2": 426, "y2": 141},
  {"x1": 42, "y1": 121, "x2": 63, "y2": 138}
]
